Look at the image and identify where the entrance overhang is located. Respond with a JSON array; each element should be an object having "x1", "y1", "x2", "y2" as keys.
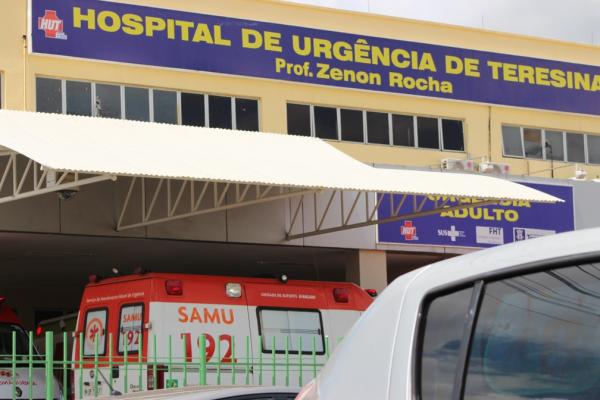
[{"x1": 0, "y1": 110, "x2": 560, "y2": 240}]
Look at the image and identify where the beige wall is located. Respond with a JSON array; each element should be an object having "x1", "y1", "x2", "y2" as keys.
[{"x1": 1, "y1": 0, "x2": 600, "y2": 178}]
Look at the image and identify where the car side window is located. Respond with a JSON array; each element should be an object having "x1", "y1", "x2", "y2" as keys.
[
  {"x1": 420, "y1": 287, "x2": 473, "y2": 400},
  {"x1": 83, "y1": 308, "x2": 108, "y2": 356},
  {"x1": 464, "y1": 263, "x2": 600, "y2": 400}
]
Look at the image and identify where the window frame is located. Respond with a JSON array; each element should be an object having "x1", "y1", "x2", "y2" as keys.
[
  {"x1": 255, "y1": 306, "x2": 326, "y2": 356},
  {"x1": 501, "y1": 123, "x2": 600, "y2": 165},
  {"x1": 34, "y1": 76, "x2": 259, "y2": 131},
  {"x1": 82, "y1": 307, "x2": 109, "y2": 358},
  {"x1": 413, "y1": 252, "x2": 600, "y2": 400},
  {"x1": 116, "y1": 302, "x2": 145, "y2": 356}
]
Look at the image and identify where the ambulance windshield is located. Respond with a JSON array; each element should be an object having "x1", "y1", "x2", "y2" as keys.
[{"x1": 0, "y1": 324, "x2": 31, "y2": 357}]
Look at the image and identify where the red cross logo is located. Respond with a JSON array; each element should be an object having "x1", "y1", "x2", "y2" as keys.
[
  {"x1": 400, "y1": 220, "x2": 417, "y2": 240},
  {"x1": 86, "y1": 318, "x2": 103, "y2": 343},
  {"x1": 38, "y1": 10, "x2": 68, "y2": 40}
]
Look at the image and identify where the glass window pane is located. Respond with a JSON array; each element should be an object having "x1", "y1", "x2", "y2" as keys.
[
  {"x1": 125, "y1": 87, "x2": 149, "y2": 122},
  {"x1": 420, "y1": 288, "x2": 473, "y2": 400},
  {"x1": 367, "y1": 112, "x2": 389, "y2": 145},
  {"x1": 392, "y1": 114, "x2": 415, "y2": 147},
  {"x1": 588, "y1": 135, "x2": 600, "y2": 164},
  {"x1": 83, "y1": 309, "x2": 107, "y2": 356},
  {"x1": 181, "y1": 93, "x2": 205, "y2": 127},
  {"x1": 36, "y1": 77, "x2": 62, "y2": 114},
  {"x1": 118, "y1": 304, "x2": 143, "y2": 354},
  {"x1": 95, "y1": 84, "x2": 121, "y2": 119},
  {"x1": 236, "y1": 98, "x2": 259, "y2": 131},
  {"x1": 523, "y1": 128, "x2": 543, "y2": 159},
  {"x1": 66, "y1": 81, "x2": 91, "y2": 116},
  {"x1": 287, "y1": 103, "x2": 311, "y2": 137},
  {"x1": 340, "y1": 109, "x2": 364, "y2": 143},
  {"x1": 314, "y1": 106, "x2": 338, "y2": 140},
  {"x1": 441, "y1": 119, "x2": 464, "y2": 151},
  {"x1": 417, "y1": 117, "x2": 440, "y2": 149},
  {"x1": 153, "y1": 90, "x2": 177, "y2": 124},
  {"x1": 544, "y1": 130, "x2": 564, "y2": 161},
  {"x1": 208, "y1": 95, "x2": 232, "y2": 129},
  {"x1": 260, "y1": 309, "x2": 324, "y2": 354},
  {"x1": 502, "y1": 126, "x2": 523, "y2": 157},
  {"x1": 464, "y1": 264, "x2": 600, "y2": 400},
  {"x1": 566, "y1": 133, "x2": 586, "y2": 163}
]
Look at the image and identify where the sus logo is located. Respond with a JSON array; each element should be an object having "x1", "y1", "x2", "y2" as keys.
[{"x1": 38, "y1": 10, "x2": 68, "y2": 40}]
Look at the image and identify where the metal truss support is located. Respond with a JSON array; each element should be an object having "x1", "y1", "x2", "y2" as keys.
[
  {"x1": 0, "y1": 151, "x2": 115, "y2": 205},
  {"x1": 116, "y1": 176, "x2": 318, "y2": 231},
  {"x1": 285, "y1": 191, "x2": 499, "y2": 240}
]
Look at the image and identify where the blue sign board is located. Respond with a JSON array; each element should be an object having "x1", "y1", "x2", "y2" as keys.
[
  {"x1": 377, "y1": 183, "x2": 574, "y2": 248},
  {"x1": 31, "y1": 0, "x2": 600, "y2": 115}
]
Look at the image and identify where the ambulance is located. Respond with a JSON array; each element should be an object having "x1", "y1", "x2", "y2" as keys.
[
  {"x1": 0, "y1": 296, "x2": 62, "y2": 400},
  {"x1": 72, "y1": 273, "x2": 374, "y2": 397}
]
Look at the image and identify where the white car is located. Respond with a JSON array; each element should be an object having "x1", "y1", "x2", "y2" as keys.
[
  {"x1": 97, "y1": 385, "x2": 299, "y2": 400},
  {"x1": 297, "y1": 228, "x2": 600, "y2": 400}
]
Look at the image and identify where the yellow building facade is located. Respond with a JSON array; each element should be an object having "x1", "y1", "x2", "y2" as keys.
[{"x1": 1, "y1": 0, "x2": 600, "y2": 180}]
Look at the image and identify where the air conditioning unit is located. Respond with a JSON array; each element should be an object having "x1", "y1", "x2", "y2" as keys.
[
  {"x1": 441, "y1": 158, "x2": 476, "y2": 172},
  {"x1": 478, "y1": 161, "x2": 511, "y2": 175}
]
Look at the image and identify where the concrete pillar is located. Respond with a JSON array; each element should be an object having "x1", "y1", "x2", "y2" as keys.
[{"x1": 345, "y1": 249, "x2": 387, "y2": 294}]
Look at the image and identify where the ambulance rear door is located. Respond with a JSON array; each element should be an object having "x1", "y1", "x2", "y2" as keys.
[{"x1": 147, "y1": 278, "x2": 253, "y2": 387}]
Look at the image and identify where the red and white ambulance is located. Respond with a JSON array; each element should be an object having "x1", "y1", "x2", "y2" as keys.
[
  {"x1": 72, "y1": 273, "x2": 373, "y2": 397},
  {"x1": 0, "y1": 296, "x2": 62, "y2": 400}
]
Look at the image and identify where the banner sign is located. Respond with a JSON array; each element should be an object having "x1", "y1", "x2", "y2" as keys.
[
  {"x1": 377, "y1": 183, "x2": 574, "y2": 248},
  {"x1": 30, "y1": 0, "x2": 600, "y2": 115}
]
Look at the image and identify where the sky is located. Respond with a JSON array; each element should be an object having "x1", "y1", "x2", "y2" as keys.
[{"x1": 289, "y1": 0, "x2": 600, "y2": 45}]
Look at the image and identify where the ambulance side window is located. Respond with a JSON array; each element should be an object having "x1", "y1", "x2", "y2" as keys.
[
  {"x1": 118, "y1": 303, "x2": 144, "y2": 354},
  {"x1": 257, "y1": 308, "x2": 324, "y2": 354},
  {"x1": 83, "y1": 308, "x2": 107, "y2": 357}
]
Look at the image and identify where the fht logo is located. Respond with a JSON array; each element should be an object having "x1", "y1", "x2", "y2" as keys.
[
  {"x1": 38, "y1": 10, "x2": 68, "y2": 40},
  {"x1": 400, "y1": 221, "x2": 418, "y2": 241}
]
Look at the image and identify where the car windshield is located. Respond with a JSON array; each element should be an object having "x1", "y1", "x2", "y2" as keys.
[{"x1": 0, "y1": 323, "x2": 35, "y2": 360}]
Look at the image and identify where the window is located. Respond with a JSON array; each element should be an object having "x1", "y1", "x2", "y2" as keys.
[
  {"x1": 588, "y1": 135, "x2": 600, "y2": 164},
  {"x1": 523, "y1": 128, "x2": 543, "y2": 159},
  {"x1": 83, "y1": 308, "x2": 107, "y2": 356},
  {"x1": 545, "y1": 130, "x2": 565, "y2": 161},
  {"x1": 340, "y1": 109, "x2": 364, "y2": 143},
  {"x1": 209, "y1": 95, "x2": 232, "y2": 129},
  {"x1": 464, "y1": 264, "x2": 600, "y2": 399},
  {"x1": 419, "y1": 263, "x2": 600, "y2": 400},
  {"x1": 118, "y1": 304, "x2": 143, "y2": 354},
  {"x1": 392, "y1": 114, "x2": 415, "y2": 147},
  {"x1": 258, "y1": 308, "x2": 324, "y2": 354},
  {"x1": 417, "y1": 117, "x2": 439, "y2": 149},
  {"x1": 66, "y1": 81, "x2": 91, "y2": 116},
  {"x1": 420, "y1": 287, "x2": 473, "y2": 400},
  {"x1": 502, "y1": 125, "x2": 523, "y2": 157},
  {"x1": 153, "y1": 90, "x2": 177, "y2": 124},
  {"x1": 95, "y1": 84, "x2": 121, "y2": 119},
  {"x1": 567, "y1": 132, "x2": 586, "y2": 163},
  {"x1": 235, "y1": 98, "x2": 259, "y2": 131},
  {"x1": 125, "y1": 87, "x2": 150, "y2": 122},
  {"x1": 36, "y1": 77, "x2": 62, "y2": 114},
  {"x1": 502, "y1": 124, "x2": 600, "y2": 165},
  {"x1": 314, "y1": 106, "x2": 338, "y2": 140},
  {"x1": 441, "y1": 119, "x2": 464, "y2": 151},
  {"x1": 366, "y1": 111, "x2": 389, "y2": 145},
  {"x1": 181, "y1": 92, "x2": 205, "y2": 127},
  {"x1": 287, "y1": 103, "x2": 311, "y2": 137},
  {"x1": 285, "y1": 103, "x2": 463, "y2": 151},
  {"x1": 35, "y1": 78, "x2": 259, "y2": 131}
]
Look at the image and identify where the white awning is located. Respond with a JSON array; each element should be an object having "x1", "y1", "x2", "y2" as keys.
[{"x1": 0, "y1": 110, "x2": 558, "y2": 203}]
